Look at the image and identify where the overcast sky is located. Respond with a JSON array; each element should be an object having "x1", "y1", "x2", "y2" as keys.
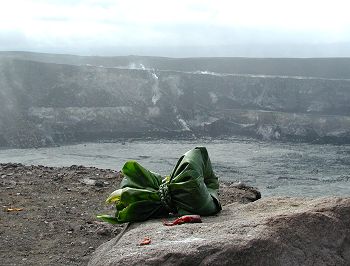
[{"x1": 1, "y1": 0, "x2": 350, "y2": 57}]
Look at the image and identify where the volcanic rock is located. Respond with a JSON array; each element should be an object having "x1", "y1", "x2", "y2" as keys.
[{"x1": 89, "y1": 197, "x2": 350, "y2": 266}]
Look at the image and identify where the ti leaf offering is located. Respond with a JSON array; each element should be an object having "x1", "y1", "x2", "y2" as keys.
[{"x1": 97, "y1": 147, "x2": 221, "y2": 224}]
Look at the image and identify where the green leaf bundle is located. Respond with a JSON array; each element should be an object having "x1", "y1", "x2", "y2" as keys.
[{"x1": 97, "y1": 147, "x2": 221, "y2": 224}]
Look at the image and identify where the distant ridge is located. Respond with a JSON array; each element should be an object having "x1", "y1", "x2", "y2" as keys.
[{"x1": 1, "y1": 51, "x2": 350, "y2": 79}]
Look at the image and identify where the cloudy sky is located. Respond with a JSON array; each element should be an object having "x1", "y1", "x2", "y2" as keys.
[{"x1": 1, "y1": 0, "x2": 350, "y2": 57}]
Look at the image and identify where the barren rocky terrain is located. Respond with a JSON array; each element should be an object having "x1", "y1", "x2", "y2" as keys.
[{"x1": 0, "y1": 163, "x2": 260, "y2": 266}]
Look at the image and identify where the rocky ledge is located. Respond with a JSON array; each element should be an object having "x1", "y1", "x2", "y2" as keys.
[{"x1": 89, "y1": 197, "x2": 350, "y2": 266}]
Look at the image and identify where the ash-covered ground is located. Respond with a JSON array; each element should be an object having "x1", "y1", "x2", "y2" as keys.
[{"x1": 0, "y1": 163, "x2": 258, "y2": 266}]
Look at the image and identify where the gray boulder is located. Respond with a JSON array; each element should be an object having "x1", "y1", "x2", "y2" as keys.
[{"x1": 89, "y1": 197, "x2": 350, "y2": 266}]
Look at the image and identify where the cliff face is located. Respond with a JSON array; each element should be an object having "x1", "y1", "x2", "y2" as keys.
[{"x1": 1, "y1": 56, "x2": 350, "y2": 148}]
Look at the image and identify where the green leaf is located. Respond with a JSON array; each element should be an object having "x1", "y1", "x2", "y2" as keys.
[
  {"x1": 168, "y1": 147, "x2": 221, "y2": 215},
  {"x1": 121, "y1": 161, "x2": 162, "y2": 190},
  {"x1": 116, "y1": 200, "x2": 163, "y2": 223},
  {"x1": 96, "y1": 215, "x2": 120, "y2": 224}
]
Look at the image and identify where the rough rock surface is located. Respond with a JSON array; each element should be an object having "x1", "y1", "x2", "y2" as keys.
[{"x1": 89, "y1": 197, "x2": 350, "y2": 266}]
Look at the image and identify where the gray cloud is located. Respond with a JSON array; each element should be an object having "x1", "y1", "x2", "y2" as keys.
[{"x1": 1, "y1": 0, "x2": 350, "y2": 57}]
